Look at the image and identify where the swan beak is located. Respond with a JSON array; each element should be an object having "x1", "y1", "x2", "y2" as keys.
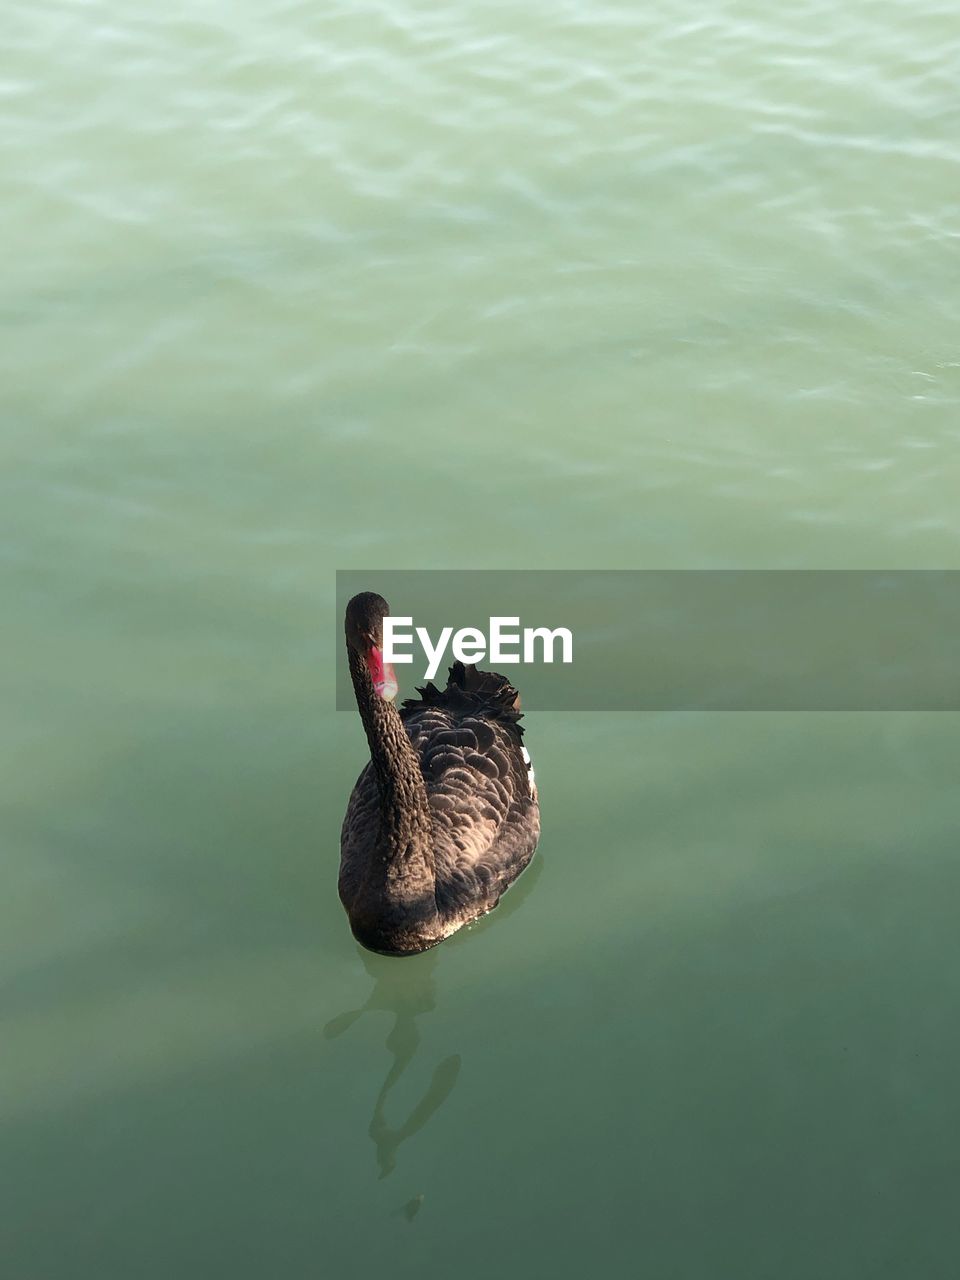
[{"x1": 366, "y1": 646, "x2": 398, "y2": 701}]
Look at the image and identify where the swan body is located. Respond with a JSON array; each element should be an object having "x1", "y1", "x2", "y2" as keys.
[{"x1": 340, "y1": 593, "x2": 540, "y2": 956}]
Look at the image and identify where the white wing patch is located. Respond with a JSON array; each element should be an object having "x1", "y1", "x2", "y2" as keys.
[
  {"x1": 522, "y1": 747, "x2": 537, "y2": 793},
  {"x1": 519, "y1": 742, "x2": 535, "y2": 788}
]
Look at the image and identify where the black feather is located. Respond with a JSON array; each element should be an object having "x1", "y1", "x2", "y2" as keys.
[{"x1": 401, "y1": 663, "x2": 524, "y2": 738}]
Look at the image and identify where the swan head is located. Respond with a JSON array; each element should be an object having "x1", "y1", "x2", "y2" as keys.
[{"x1": 345, "y1": 592, "x2": 399, "y2": 701}]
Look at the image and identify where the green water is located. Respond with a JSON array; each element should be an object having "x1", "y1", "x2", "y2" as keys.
[{"x1": 3, "y1": 0, "x2": 960, "y2": 1274}]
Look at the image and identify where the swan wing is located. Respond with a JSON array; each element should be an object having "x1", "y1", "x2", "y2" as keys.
[{"x1": 402, "y1": 698, "x2": 539, "y2": 918}]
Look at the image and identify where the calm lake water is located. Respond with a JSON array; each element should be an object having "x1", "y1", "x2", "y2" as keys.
[{"x1": 3, "y1": 0, "x2": 960, "y2": 1274}]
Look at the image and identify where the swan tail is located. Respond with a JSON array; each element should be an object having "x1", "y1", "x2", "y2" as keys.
[{"x1": 400, "y1": 662, "x2": 524, "y2": 729}]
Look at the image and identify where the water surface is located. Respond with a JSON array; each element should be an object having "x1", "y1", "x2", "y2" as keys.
[{"x1": 2, "y1": 0, "x2": 960, "y2": 1275}]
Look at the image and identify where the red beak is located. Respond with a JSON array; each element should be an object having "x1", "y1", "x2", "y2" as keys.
[{"x1": 366, "y1": 646, "x2": 398, "y2": 701}]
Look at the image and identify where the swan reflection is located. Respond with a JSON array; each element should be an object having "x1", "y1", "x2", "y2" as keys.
[
  {"x1": 324, "y1": 947, "x2": 455, "y2": 1179},
  {"x1": 324, "y1": 854, "x2": 544, "y2": 1180}
]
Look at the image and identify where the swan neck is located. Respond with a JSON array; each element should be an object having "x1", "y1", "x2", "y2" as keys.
[{"x1": 349, "y1": 648, "x2": 432, "y2": 852}]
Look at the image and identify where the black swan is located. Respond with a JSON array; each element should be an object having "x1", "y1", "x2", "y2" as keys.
[{"x1": 340, "y1": 592, "x2": 540, "y2": 956}]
